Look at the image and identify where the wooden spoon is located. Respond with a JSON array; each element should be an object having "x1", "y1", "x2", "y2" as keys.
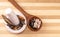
[{"x1": 8, "y1": 0, "x2": 42, "y2": 31}]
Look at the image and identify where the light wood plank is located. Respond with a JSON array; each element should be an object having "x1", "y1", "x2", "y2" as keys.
[
  {"x1": 0, "y1": 0, "x2": 60, "y2": 3},
  {"x1": 0, "y1": 34, "x2": 60, "y2": 37},
  {"x1": 1, "y1": 6, "x2": 60, "y2": 10},
  {"x1": 1, "y1": 2, "x2": 60, "y2": 6}
]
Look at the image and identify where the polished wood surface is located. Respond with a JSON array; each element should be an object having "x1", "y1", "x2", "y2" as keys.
[{"x1": 0, "y1": 0, "x2": 60, "y2": 37}]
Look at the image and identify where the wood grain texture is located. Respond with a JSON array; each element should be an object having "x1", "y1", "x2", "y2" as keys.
[
  {"x1": 0, "y1": 0, "x2": 60, "y2": 37},
  {"x1": 0, "y1": 0, "x2": 60, "y2": 3}
]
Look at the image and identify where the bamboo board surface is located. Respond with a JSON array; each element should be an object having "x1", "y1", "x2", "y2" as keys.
[{"x1": 0, "y1": 0, "x2": 60, "y2": 37}]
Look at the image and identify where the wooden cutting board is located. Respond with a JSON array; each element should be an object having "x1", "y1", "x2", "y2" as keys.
[{"x1": 0, "y1": 0, "x2": 60, "y2": 37}]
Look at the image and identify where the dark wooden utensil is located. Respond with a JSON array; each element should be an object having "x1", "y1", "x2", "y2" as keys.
[{"x1": 8, "y1": 0, "x2": 42, "y2": 31}]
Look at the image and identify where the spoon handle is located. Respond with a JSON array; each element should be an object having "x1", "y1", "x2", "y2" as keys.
[{"x1": 8, "y1": 0, "x2": 30, "y2": 18}]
